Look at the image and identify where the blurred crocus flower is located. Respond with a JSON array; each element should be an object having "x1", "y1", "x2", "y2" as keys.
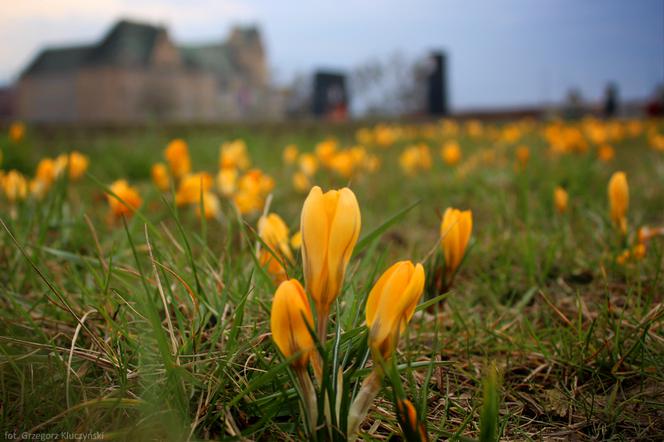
[
  {"x1": 216, "y1": 168, "x2": 238, "y2": 197},
  {"x1": 440, "y1": 208, "x2": 473, "y2": 282},
  {"x1": 8, "y1": 122, "x2": 25, "y2": 143},
  {"x1": 258, "y1": 213, "x2": 294, "y2": 284},
  {"x1": 151, "y1": 163, "x2": 170, "y2": 192},
  {"x1": 3, "y1": 170, "x2": 28, "y2": 202},
  {"x1": 441, "y1": 141, "x2": 462, "y2": 166},
  {"x1": 54, "y1": 151, "x2": 89, "y2": 181},
  {"x1": 175, "y1": 172, "x2": 213, "y2": 206},
  {"x1": 282, "y1": 144, "x2": 298, "y2": 165},
  {"x1": 219, "y1": 139, "x2": 251, "y2": 170},
  {"x1": 554, "y1": 186, "x2": 568, "y2": 214},
  {"x1": 195, "y1": 191, "x2": 221, "y2": 220},
  {"x1": 107, "y1": 179, "x2": 142, "y2": 219},
  {"x1": 608, "y1": 171, "x2": 628, "y2": 234},
  {"x1": 165, "y1": 139, "x2": 191, "y2": 179}
]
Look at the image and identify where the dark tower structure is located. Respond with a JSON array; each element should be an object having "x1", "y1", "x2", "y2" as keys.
[
  {"x1": 312, "y1": 71, "x2": 348, "y2": 119},
  {"x1": 427, "y1": 51, "x2": 448, "y2": 116}
]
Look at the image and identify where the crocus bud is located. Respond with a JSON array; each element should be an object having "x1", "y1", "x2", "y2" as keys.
[
  {"x1": 554, "y1": 186, "x2": 568, "y2": 214},
  {"x1": 440, "y1": 208, "x2": 473, "y2": 278},
  {"x1": 270, "y1": 279, "x2": 315, "y2": 369},
  {"x1": 300, "y1": 186, "x2": 361, "y2": 323},
  {"x1": 608, "y1": 171, "x2": 628, "y2": 233},
  {"x1": 365, "y1": 261, "x2": 425, "y2": 359},
  {"x1": 396, "y1": 399, "x2": 428, "y2": 442}
]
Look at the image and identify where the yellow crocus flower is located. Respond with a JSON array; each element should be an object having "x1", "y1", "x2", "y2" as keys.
[
  {"x1": 441, "y1": 141, "x2": 461, "y2": 166},
  {"x1": 195, "y1": 191, "x2": 221, "y2": 220},
  {"x1": 216, "y1": 168, "x2": 238, "y2": 197},
  {"x1": 107, "y1": 180, "x2": 142, "y2": 219},
  {"x1": 53, "y1": 152, "x2": 89, "y2": 181},
  {"x1": 151, "y1": 163, "x2": 170, "y2": 192},
  {"x1": 365, "y1": 261, "x2": 425, "y2": 359},
  {"x1": 300, "y1": 186, "x2": 361, "y2": 337},
  {"x1": 270, "y1": 279, "x2": 315, "y2": 369},
  {"x1": 35, "y1": 158, "x2": 56, "y2": 185},
  {"x1": 554, "y1": 186, "x2": 568, "y2": 214},
  {"x1": 258, "y1": 213, "x2": 294, "y2": 283},
  {"x1": 282, "y1": 144, "x2": 298, "y2": 165},
  {"x1": 3, "y1": 170, "x2": 28, "y2": 202},
  {"x1": 440, "y1": 208, "x2": 473, "y2": 279},
  {"x1": 608, "y1": 171, "x2": 628, "y2": 233},
  {"x1": 8, "y1": 122, "x2": 25, "y2": 143},
  {"x1": 164, "y1": 139, "x2": 191, "y2": 179},
  {"x1": 175, "y1": 172, "x2": 213, "y2": 206}
]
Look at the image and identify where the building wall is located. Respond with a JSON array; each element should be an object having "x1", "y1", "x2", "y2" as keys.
[
  {"x1": 17, "y1": 66, "x2": 219, "y2": 123},
  {"x1": 17, "y1": 73, "x2": 78, "y2": 122}
]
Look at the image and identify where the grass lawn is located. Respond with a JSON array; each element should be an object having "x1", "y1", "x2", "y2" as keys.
[{"x1": 1, "y1": 118, "x2": 663, "y2": 441}]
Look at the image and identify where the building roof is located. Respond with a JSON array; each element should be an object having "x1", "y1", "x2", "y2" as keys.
[
  {"x1": 22, "y1": 20, "x2": 164, "y2": 77},
  {"x1": 180, "y1": 43, "x2": 235, "y2": 77},
  {"x1": 87, "y1": 20, "x2": 164, "y2": 67}
]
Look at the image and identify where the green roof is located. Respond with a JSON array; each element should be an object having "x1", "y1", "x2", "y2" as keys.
[
  {"x1": 22, "y1": 20, "x2": 164, "y2": 76},
  {"x1": 179, "y1": 43, "x2": 235, "y2": 77}
]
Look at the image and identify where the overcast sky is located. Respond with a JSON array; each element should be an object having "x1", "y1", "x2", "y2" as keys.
[{"x1": 1, "y1": 0, "x2": 662, "y2": 110}]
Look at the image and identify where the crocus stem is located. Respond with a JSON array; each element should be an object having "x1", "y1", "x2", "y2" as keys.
[
  {"x1": 296, "y1": 368, "x2": 318, "y2": 436},
  {"x1": 312, "y1": 311, "x2": 329, "y2": 383},
  {"x1": 317, "y1": 313, "x2": 329, "y2": 344},
  {"x1": 347, "y1": 369, "x2": 383, "y2": 441}
]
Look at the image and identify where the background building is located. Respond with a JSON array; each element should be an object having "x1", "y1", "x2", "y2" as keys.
[{"x1": 16, "y1": 19, "x2": 281, "y2": 123}]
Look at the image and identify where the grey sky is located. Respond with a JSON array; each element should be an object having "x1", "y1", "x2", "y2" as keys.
[{"x1": 1, "y1": 0, "x2": 662, "y2": 110}]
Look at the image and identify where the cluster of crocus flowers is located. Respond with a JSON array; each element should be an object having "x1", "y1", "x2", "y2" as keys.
[
  {"x1": 439, "y1": 207, "x2": 473, "y2": 289},
  {"x1": 616, "y1": 225, "x2": 664, "y2": 265},
  {"x1": 232, "y1": 168, "x2": 274, "y2": 215},
  {"x1": 0, "y1": 151, "x2": 89, "y2": 206},
  {"x1": 107, "y1": 179, "x2": 143, "y2": 220},
  {"x1": 2, "y1": 170, "x2": 28, "y2": 204},
  {"x1": 54, "y1": 151, "x2": 89, "y2": 181},
  {"x1": 608, "y1": 171, "x2": 629, "y2": 234},
  {"x1": 155, "y1": 138, "x2": 277, "y2": 219},
  {"x1": 270, "y1": 185, "x2": 430, "y2": 440},
  {"x1": 156, "y1": 139, "x2": 222, "y2": 220},
  {"x1": 286, "y1": 140, "x2": 378, "y2": 193},
  {"x1": 270, "y1": 186, "x2": 361, "y2": 434},
  {"x1": 257, "y1": 213, "x2": 294, "y2": 284}
]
